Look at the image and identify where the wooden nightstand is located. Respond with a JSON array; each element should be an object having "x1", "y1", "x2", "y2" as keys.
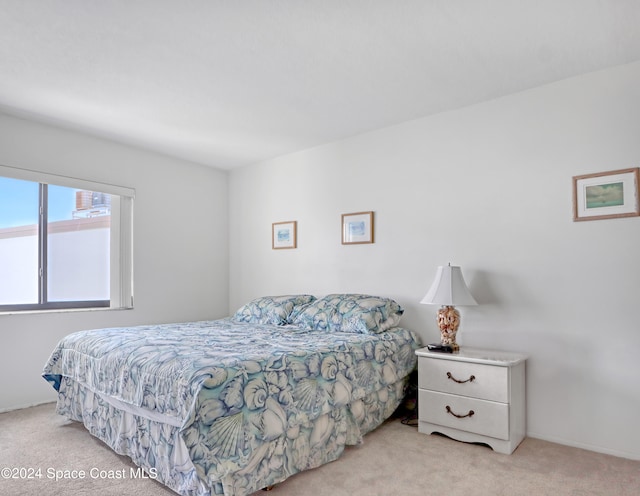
[{"x1": 415, "y1": 347, "x2": 527, "y2": 454}]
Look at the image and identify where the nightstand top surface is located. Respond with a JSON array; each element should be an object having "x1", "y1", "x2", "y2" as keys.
[{"x1": 415, "y1": 346, "x2": 527, "y2": 366}]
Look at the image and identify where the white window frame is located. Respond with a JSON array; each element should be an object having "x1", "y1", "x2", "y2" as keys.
[{"x1": 0, "y1": 164, "x2": 134, "y2": 312}]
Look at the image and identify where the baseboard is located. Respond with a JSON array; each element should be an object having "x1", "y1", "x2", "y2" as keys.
[
  {"x1": 0, "y1": 400, "x2": 55, "y2": 414},
  {"x1": 526, "y1": 432, "x2": 639, "y2": 461}
]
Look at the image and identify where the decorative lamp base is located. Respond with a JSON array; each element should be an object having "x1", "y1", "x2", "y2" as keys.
[{"x1": 437, "y1": 305, "x2": 460, "y2": 351}]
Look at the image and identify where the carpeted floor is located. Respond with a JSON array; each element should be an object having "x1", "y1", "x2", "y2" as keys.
[{"x1": 1, "y1": 403, "x2": 638, "y2": 495}]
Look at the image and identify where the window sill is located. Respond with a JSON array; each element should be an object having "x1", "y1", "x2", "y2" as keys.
[{"x1": 0, "y1": 306, "x2": 133, "y2": 316}]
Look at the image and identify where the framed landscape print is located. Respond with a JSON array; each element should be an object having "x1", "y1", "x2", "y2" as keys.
[
  {"x1": 272, "y1": 221, "x2": 297, "y2": 249},
  {"x1": 342, "y1": 211, "x2": 374, "y2": 244},
  {"x1": 573, "y1": 168, "x2": 640, "y2": 221}
]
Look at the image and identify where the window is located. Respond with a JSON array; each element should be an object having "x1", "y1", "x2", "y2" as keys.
[{"x1": 0, "y1": 165, "x2": 134, "y2": 312}]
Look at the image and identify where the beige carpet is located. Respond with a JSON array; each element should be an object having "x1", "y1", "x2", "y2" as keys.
[{"x1": 1, "y1": 403, "x2": 638, "y2": 496}]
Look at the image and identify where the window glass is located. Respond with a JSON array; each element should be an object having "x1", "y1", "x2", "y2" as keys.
[
  {"x1": 47, "y1": 185, "x2": 111, "y2": 302},
  {"x1": 0, "y1": 177, "x2": 39, "y2": 305},
  {"x1": 0, "y1": 167, "x2": 133, "y2": 312}
]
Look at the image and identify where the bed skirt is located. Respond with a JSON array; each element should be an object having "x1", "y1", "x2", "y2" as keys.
[{"x1": 55, "y1": 375, "x2": 408, "y2": 496}]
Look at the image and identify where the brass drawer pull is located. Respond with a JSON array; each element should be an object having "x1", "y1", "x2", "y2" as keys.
[
  {"x1": 446, "y1": 405, "x2": 475, "y2": 419},
  {"x1": 447, "y1": 372, "x2": 475, "y2": 384}
]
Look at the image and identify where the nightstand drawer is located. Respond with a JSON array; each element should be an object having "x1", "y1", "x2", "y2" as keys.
[
  {"x1": 418, "y1": 356, "x2": 509, "y2": 403},
  {"x1": 419, "y1": 390, "x2": 509, "y2": 440}
]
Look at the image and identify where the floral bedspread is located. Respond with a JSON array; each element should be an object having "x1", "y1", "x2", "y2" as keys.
[{"x1": 43, "y1": 319, "x2": 419, "y2": 495}]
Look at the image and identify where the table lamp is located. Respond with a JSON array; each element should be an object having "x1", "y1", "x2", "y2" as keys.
[{"x1": 420, "y1": 263, "x2": 477, "y2": 351}]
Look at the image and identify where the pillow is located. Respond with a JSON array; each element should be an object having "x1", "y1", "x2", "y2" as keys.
[
  {"x1": 289, "y1": 293, "x2": 403, "y2": 334},
  {"x1": 232, "y1": 295, "x2": 316, "y2": 325}
]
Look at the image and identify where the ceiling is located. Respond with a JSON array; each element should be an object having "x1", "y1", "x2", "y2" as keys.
[{"x1": 1, "y1": 1, "x2": 640, "y2": 170}]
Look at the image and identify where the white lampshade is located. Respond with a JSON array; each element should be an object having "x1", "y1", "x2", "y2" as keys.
[{"x1": 420, "y1": 264, "x2": 477, "y2": 306}]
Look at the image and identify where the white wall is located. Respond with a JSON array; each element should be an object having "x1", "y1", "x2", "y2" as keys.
[
  {"x1": 0, "y1": 113, "x2": 229, "y2": 411},
  {"x1": 229, "y1": 61, "x2": 640, "y2": 460}
]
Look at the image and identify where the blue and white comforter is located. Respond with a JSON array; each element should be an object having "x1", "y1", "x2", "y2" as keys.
[{"x1": 43, "y1": 319, "x2": 419, "y2": 495}]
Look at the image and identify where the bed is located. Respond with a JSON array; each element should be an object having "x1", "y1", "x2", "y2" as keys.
[{"x1": 42, "y1": 294, "x2": 420, "y2": 496}]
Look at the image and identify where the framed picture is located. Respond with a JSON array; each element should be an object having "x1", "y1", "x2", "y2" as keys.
[
  {"x1": 272, "y1": 221, "x2": 297, "y2": 249},
  {"x1": 342, "y1": 211, "x2": 374, "y2": 244},
  {"x1": 573, "y1": 168, "x2": 640, "y2": 221}
]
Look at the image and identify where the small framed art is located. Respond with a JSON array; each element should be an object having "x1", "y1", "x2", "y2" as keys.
[
  {"x1": 342, "y1": 211, "x2": 374, "y2": 244},
  {"x1": 272, "y1": 221, "x2": 297, "y2": 249},
  {"x1": 573, "y1": 168, "x2": 640, "y2": 221}
]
